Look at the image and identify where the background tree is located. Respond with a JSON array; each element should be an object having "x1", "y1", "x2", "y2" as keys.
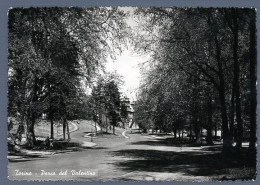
[{"x1": 104, "y1": 81, "x2": 121, "y2": 135}]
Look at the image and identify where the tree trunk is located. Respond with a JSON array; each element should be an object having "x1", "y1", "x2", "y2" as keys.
[
  {"x1": 48, "y1": 82, "x2": 54, "y2": 140},
  {"x1": 232, "y1": 9, "x2": 243, "y2": 149},
  {"x1": 194, "y1": 118, "x2": 200, "y2": 143},
  {"x1": 63, "y1": 117, "x2": 66, "y2": 140},
  {"x1": 94, "y1": 121, "x2": 97, "y2": 135},
  {"x1": 219, "y1": 81, "x2": 232, "y2": 152},
  {"x1": 249, "y1": 11, "x2": 257, "y2": 151},
  {"x1": 16, "y1": 112, "x2": 26, "y2": 141},
  {"x1": 113, "y1": 125, "x2": 115, "y2": 135},
  {"x1": 99, "y1": 115, "x2": 103, "y2": 136},
  {"x1": 194, "y1": 126, "x2": 200, "y2": 143},
  {"x1": 66, "y1": 119, "x2": 70, "y2": 140},
  {"x1": 189, "y1": 120, "x2": 192, "y2": 141},
  {"x1": 106, "y1": 113, "x2": 108, "y2": 133},
  {"x1": 174, "y1": 128, "x2": 177, "y2": 139},
  {"x1": 215, "y1": 35, "x2": 232, "y2": 153},
  {"x1": 50, "y1": 119, "x2": 54, "y2": 139},
  {"x1": 206, "y1": 127, "x2": 213, "y2": 145},
  {"x1": 214, "y1": 125, "x2": 217, "y2": 140},
  {"x1": 25, "y1": 75, "x2": 38, "y2": 147},
  {"x1": 191, "y1": 77, "x2": 200, "y2": 143},
  {"x1": 206, "y1": 94, "x2": 213, "y2": 145},
  {"x1": 230, "y1": 86, "x2": 235, "y2": 143},
  {"x1": 100, "y1": 116, "x2": 103, "y2": 136},
  {"x1": 26, "y1": 115, "x2": 36, "y2": 148}
]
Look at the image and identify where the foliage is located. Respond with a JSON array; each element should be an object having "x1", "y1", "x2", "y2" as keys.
[
  {"x1": 8, "y1": 7, "x2": 128, "y2": 145},
  {"x1": 133, "y1": 7, "x2": 256, "y2": 150}
]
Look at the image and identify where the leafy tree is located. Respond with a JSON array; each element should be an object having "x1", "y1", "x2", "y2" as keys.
[
  {"x1": 8, "y1": 7, "x2": 127, "y2": 146},
  {"x1": 104, "y1": 81, "x2": 121, "y2": 134},
  {"x1": 120, "y1": 100, "x2": 128, "y2": 129},
  {"x1": 133, "y1": 7, "x2": 256, "y2": 153}
]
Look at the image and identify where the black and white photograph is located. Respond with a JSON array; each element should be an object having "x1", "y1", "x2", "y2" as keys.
[{"x1": 7, "y1": 6, "x2": 257, "y2": 181}]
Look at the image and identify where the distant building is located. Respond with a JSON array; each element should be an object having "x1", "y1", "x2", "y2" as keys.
[{"x1": 120, "y1": 94, "x2": 138, "y2": 129}]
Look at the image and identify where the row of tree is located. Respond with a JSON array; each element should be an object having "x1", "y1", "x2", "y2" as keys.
[
  {"x1": 8, "y1": 7, "x2": 127, "y2": 147},
  {"x1": 133, "y1": 8, "x2": 257, "y2": 153},
  {"x1": 89, "y1": 74, "x2": 128, "y2": 135}
]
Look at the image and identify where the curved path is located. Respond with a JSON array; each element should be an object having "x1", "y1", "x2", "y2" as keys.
[
  {"x1": 9, "y1": 120, "x2": 133, "y2": 181},
  {"x1": 8, "y1": 120, "x2": 221, "y2": 181},
  {"x1": 122, "y1": 130, "x2": 129, "y2": 139}
]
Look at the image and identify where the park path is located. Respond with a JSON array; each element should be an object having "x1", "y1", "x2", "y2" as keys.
[
  {"x1": 8, "y1": 120, "x2": 220, "y2": 181},
  {"x1": 8, "y1": 120, "x2": 135, "y2": 181}
]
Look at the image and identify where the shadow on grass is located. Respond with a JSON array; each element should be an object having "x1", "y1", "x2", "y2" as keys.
[
  {"x1": 130, "y1": 138, "x2": 211, "y2": 147},
  {"x1": 8, "y1": 140, "x2": 106, "y2": 162},
  {"x1": 111, "y1": 138, "x2": 256, "y2": 180},
  {"x1": 69, "y1": 146, "x2": 108, "y2": 152},
  {"x1": 8, "y1": 153, "x2": 49, "y2": 163}
]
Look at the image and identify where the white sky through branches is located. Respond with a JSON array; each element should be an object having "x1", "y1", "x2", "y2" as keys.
[
  {"x1": 105, "y1": 49, "x2": 146, "y2": 100},
  {"x1": 105, "y1": 7, "x2": 149, "y2": 101}
]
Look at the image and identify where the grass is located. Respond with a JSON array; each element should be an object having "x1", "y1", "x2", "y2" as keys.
[{"x1": 110, "y1": 137, "x2": 256, "y2": 181}]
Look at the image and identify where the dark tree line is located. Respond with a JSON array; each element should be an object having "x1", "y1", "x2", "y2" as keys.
[{"x1": 133, "y1": 8, "x2": 256, "y2": 154}]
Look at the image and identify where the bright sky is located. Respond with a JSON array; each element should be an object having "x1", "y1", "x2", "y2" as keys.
[
  {"x1": 105, "y1": 49, "x2": 146, "y2": 100},
  {"x1": 105, "y1": 7, "x2": 149, "y2": 101}
]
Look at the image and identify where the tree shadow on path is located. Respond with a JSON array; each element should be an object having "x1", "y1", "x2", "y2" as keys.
[{"x1": 110, "y1": 138, "x2": 256, "y2": 180}]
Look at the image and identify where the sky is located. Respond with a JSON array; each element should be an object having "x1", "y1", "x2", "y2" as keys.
[
  {"x1": 82, "y1": 7, "x2": 151, "y2": 100},
  {"x1": 104, "y1": 7, "x2": 150, "y2": 101},
  {"x1": 105, "y1": 49, "x2": 147, "y2": 100}
]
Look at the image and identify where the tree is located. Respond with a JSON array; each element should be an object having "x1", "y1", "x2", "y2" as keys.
[
  {"x1": 133, "y1": 7, "x2": 256, "y2": 153},
  {"x1": 8, "y1": 7, "x2": 128, "y2": 146},
  {"x1": 120, "y1": 100, "x2": 128, "y2": 129},
  {"x1": 104, "y1": 81, "x2": 121, "y2": 134},
  {"x1": 248, "y1": 10, "x2": 257, "y2": 152}
]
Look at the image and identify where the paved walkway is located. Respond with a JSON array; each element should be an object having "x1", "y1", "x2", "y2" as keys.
[{"x1": 8, "y1": 120, "x2": 255, "y2": 181}]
